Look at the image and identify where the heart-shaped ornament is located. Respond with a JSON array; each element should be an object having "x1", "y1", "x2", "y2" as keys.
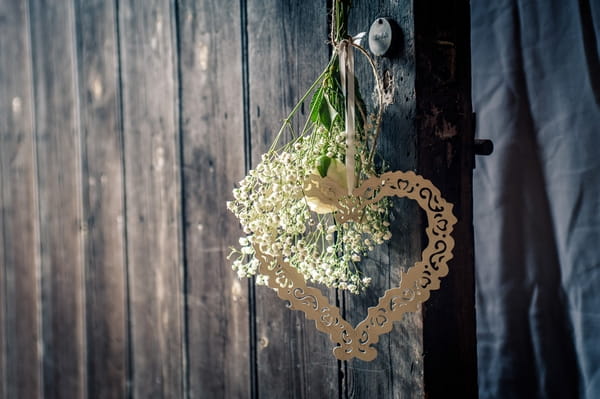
[{"x1": 253, "y1": 170, "x2": 457, "y2": 361}]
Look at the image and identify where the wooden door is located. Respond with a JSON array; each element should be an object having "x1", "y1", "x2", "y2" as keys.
[{"x1": 0, "y1": 0, "x2": 475, "y2": 398}]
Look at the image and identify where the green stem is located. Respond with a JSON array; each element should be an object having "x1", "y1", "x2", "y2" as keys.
[
  {"x1": 332, "y1": 0, "x2": 350, "y2": 44},
  {"x1": 268, "y1": 55, "x2": 337, "y2": 152},
  {"x1": 348, "y1": 42, "x2": 385, "y2": 163}
]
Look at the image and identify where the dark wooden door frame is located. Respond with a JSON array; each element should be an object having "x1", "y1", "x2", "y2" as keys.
[{"x1": 416, "y1": 0, "x2": 478, "y2": 397}]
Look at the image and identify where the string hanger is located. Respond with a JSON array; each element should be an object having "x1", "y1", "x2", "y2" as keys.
[{"x1": 330, "y1": 0, "x2": 387, "y2": 168}]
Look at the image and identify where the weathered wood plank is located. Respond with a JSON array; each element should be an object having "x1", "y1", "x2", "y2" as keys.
[
  {"x1": 73, "y1": 0, "x2": 129, "y2": 397},
  {"x1": 246, "y1": 1, "x2": 341, "y2": 397},
  {"x1": 0, "y1": 2, "x2": 42, "y2": 398},
  {"x1": 415, "y1": 0, "x2": 477, "y2": 397},
  {"x1": 28, "y1": 0, "x2": 86, "y2": 397},
  {"x1": 0, "y1": 158, "x2": 4, "y2": 399},
  {"x1": 177, "y1": 0, "x2": 250, "y2": 398},
  {"x1": 344, "y1": 2, "x2": 424, "y2": 398},
  {"x1": 117, "y1": 0, "x2": 185, "y2": 397},
  {"x1": 0, "y1": 146, "x2": 4, "y2": 399}
]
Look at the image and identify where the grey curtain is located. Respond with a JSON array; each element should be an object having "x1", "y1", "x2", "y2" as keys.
[{"x1": 472, "y1": 0, "x2": 600, "y2": 397}]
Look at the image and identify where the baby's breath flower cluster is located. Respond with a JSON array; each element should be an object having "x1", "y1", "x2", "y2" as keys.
[{"x1": 228, "y1": 43, "x2": 391, "y2": 294}]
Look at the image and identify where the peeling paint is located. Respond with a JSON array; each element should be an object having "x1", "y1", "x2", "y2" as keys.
[
  {"x1": 154, "y1": 146, "x2": 165, "y2": 171},
  {"x1": 436, "y1": 119, "x2": 457, "y2": 139},
  {"x1": 197, "y1": 42, "x2": 209, "y2": 71},
  {"x1": 231, "y1": 279, "x2": 242, "y2": 302},
  {"x1": 11, "y1": 96, "x2": 22, "y2": 114},
  {"x1": 91, "y1": 77, "x2": 103, "y2": 100},
  {"x1": 156, "y1": 15, "x2": 163, "y2": 34},
  {"x1": 425, "y1": 105, "x2": 458, "y2": 139}
]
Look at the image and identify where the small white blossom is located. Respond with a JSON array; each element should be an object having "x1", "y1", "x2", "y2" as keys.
[{"x1": 226, "y1": 77, "x2": 393, "y2": 294}]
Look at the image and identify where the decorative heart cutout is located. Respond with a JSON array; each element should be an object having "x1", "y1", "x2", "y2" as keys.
[{"x1": 253, "y1": 170, "x2": 457, "y2": 361}]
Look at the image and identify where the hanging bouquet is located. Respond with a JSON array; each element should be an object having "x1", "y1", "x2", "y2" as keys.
[{"x1": 227, "y1": 2, "x2": 390, "y2": 294}]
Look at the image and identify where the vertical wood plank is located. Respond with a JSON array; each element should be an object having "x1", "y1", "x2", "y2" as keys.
[
  {"x1": 117, "y1": 0, "x2": 185, "y2": 397},
  {"x1": 177, "y1": 0, "x2": 250, "y2": 398},
  {"x1": 246, "y1": 1, "x2": 341, "y2": 397},
  {"x1": 73, "y1": 0, "x2": 129, "y2": 397},
  {"x1": 0, "y1": 157, "x2": 4, "y2": 399},
  {"x1": 28, "y1": 0, "x2": 87, "y2": 397},
  {"x1": 344, "y1": 2, "x2": 424, "y2": 398},
  {"x1": 0, "y1": 1, "x2": 42, "y2": 397},
  {"x1": 0, "y1": 146, "x2": 4, "y2": 399},
  {"x1": 415, "y1": 0, "x2": 478, "y2": 397}
]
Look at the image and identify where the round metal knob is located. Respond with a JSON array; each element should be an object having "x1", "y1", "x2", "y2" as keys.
[
  {"x1": 474, "y1": 139, "x2": 494, "y2": 156},
  {"x1": 368, "y1": 18, "x2": 393, "y2": 56}
]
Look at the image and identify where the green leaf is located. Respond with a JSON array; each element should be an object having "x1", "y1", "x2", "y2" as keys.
[
  {"x1": 318, "y1": 97, "x2": 332, "y2": 130},
  {"x1": 316, "y1": 155, "x2": 331, "y2": 177},
  {"x1": 325, "y1": 93, "x2": 340, "y2": 126},
  {"x1": 309, "y1": 86, "x2": 334, "y2": 130},
  {"x1": 309, "y1": 87, "x2": 325, "y2": 123}
]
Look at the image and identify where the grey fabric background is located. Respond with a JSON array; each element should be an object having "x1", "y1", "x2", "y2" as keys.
[{"x1": 472, "y1": 1, "x2": 600, "y2": 397}]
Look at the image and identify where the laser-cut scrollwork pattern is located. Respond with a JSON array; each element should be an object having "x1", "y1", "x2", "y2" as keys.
[{"x1": 254, "y1": 170, "x2": 457, "y2": 361}]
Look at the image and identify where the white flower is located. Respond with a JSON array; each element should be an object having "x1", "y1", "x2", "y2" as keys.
[
  {"x1": 304, "y1": 158, "x2": 348, "y2": 214},
  {"x1": 226, "y1": 81, "x2": 392, "y2": 293}
]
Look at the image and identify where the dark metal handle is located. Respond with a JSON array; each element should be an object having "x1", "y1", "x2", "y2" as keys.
[{"x1": 474, "y1": 139, "x2": 493, "y2": 156}]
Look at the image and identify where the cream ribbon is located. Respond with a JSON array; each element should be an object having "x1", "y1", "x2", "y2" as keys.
[{"x1": 339, "y1": 40, "x2": 356, "y2": 195}]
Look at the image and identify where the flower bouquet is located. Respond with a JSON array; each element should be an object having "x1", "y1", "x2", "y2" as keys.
[{"x1": 227, "y1": 4, "x2": 392, "y2": 294}]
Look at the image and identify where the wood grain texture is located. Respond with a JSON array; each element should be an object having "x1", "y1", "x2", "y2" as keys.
[
  {"x1": 246, "y1": 1, "x2": 341, "y2": 397},
  {"x1": 0, "y1": 157, "x2": 3, "y2": 399},
  {"x1": 0, "y1": 144, "x2": 4, "y2": 399},
  {"x1": 28, "y1": 0, "x2": 87, "y2": 397},
  {"x1": 415, "y1": 0, "x2": 478, "y2": 397},
  {"x1": 73, "y1": 0, "x2": 128, "y2": 397},
  {"x1": 117, "y1": 0, "x2": 185, "y2": 397},
  {"x1": 177, "y1": 0, "x2": 250, "y2": 397},
  {"x1": 0, "y1": 2, "x2": 42, "y2": 397},
  {"x1": 0, "y1": 1, "x2": 476, "y2": 397},
  {"x1": 343, "y1": 2, "x2": 423, "y2": 398}
]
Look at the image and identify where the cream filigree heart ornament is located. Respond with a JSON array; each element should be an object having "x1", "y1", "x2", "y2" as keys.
[{"x1": 253, "y1": 170, "x2": 458, "y2": 361}]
